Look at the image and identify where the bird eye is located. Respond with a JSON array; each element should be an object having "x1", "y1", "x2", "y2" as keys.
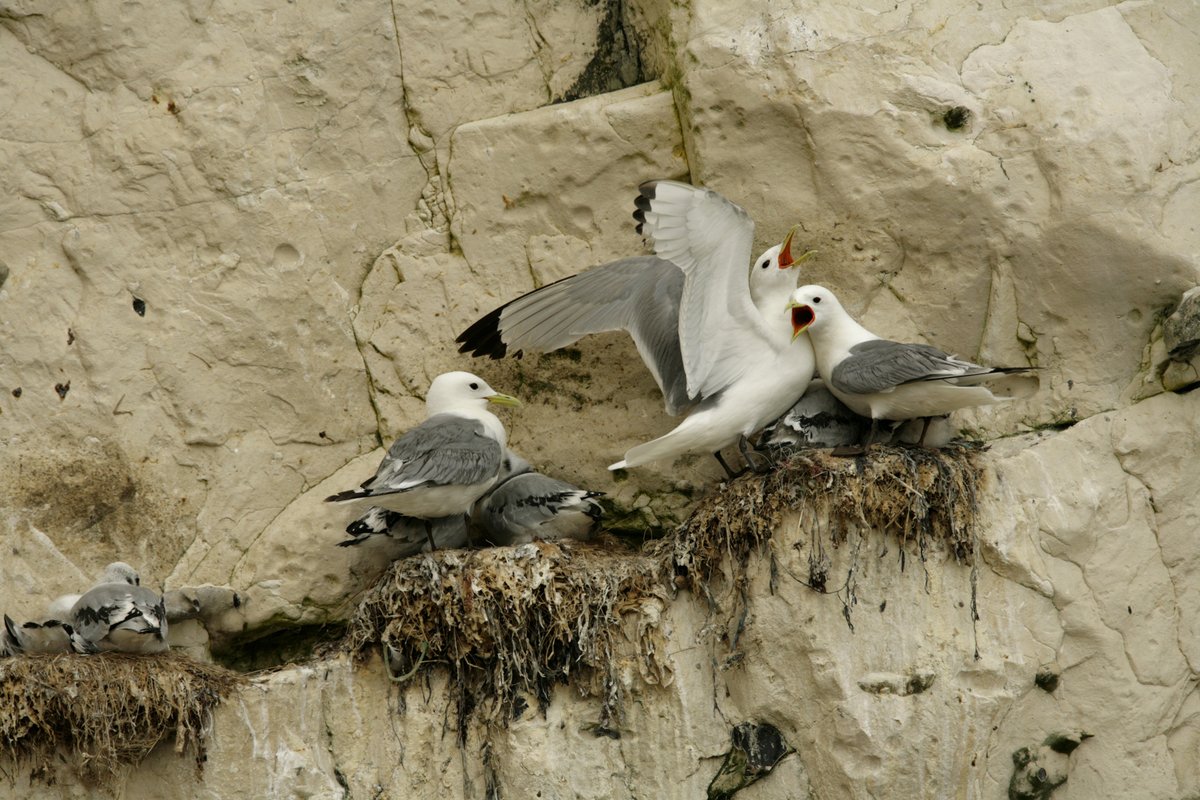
[
  {"x1": 813, "y1": 296, "x2": 822, "y2": 304},
  {"x1": 469, "y1": 382, "x2": 479, "y2": 390},
  {"x1": 760, "y1": 260, "x2": 769, "y2": 269}
]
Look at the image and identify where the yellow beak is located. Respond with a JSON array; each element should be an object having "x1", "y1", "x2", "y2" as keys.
[{"x1": 486, "y1": 392, "x2": 522, "y2": 408}]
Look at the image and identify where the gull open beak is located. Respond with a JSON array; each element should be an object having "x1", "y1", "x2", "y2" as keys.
[
  {"x1": 788, "y1": 303, "x2": 815, "y2": 340},
  {"x1": 778, "y1": 227, "x2": 817, "y2": 270},
  {"x1": 486, "y1": 392, "x2": 522, "y2": 408}
]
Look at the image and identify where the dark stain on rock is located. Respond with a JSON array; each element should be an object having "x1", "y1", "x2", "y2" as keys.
[
  {"x1": 555, "y1": 0, "x2": 650, "y2": 104},
  {"x1": 167, "y1": 100, "x2": 179, "y2": 115},
  {"x1": 2, "y1": 437, "x2": 192, "y2": 579},
  {"x1": 54, "y1": 381, "x2": 70, "y2": 400},
  {"x1": 943, "y1": 105, "x2": 971, "y2": 130},
  {"x1": 67, "y1": 328, "x2": 75, "y2": 345},
  {"x1": 133, "y1": 297, "x2": 146, "y2": 316},
  {"x1": 708, "y1": 722, "x2": 794, "y2": 800},
  {"x1": 1034, "y1": 668, "x2": 1060, "y2": 693},
  {"x1": 0, "y1": 260, "x2": 8, "y2": 289},
  {"x1": 12, "y1": 387, "x2": 21, "y2": 398}
]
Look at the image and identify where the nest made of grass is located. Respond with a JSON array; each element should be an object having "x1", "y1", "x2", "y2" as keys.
[
  {"x1": 344, "y1": 444, "x2": 983, "y2": 733},
  {"x1": 664, "y1": 443, "x2": 982, "y2": 593},
  {"x1": 0, "y1": 652, "x2": 243, "y2": 788},
  {"x1": 344, "y1": 539, "x2": 671, "y2": 735}
]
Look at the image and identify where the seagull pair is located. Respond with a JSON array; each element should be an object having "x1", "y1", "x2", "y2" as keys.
[
  {"x1": 457, "y1": 180, "x2": 817, "y2": 476},
  {"x1": 2, "y1": 562, "x2": 169, "y2": 656}
]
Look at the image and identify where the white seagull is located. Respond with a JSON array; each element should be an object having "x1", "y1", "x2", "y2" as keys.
[
  {"x1": 788, "y1": 284, "x2": 1039, "y2": 448},
  {"x1": 476, "y1": 451, "x2": 604, "y2": 546},
  {"x1": 326, "y1": 371, "x2": 521, "y2": 549},
  {"x1": 457, "y1": 180, "x2": 815, "y2": 476},
  {"x1": 68, "y1": 564, "x2": 170, "y2": 654}
]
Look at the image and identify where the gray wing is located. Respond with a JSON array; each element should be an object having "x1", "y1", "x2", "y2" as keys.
[
  {"x1": 633, "y1": 180, "x2": 760, "y2": 399},
  {"x1": 329, "y1": 415, "x2": 502, "y2": 502},
  {"x1": 831, "y1": 340, "x2": 996, "y2": 395},
  {"x1": 481, "y1": 471, "x2": 603, "y2": 545},
  {"x1": 69, "y1": 584, "x2": 165, "y2": 647},
  {"x1": 456, "y1": 256, "x2": 693, "y2": 416}
]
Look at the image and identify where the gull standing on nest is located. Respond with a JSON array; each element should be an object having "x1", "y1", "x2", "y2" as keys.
[
  {"x1": 457, "y1": 180, "x2": 816, "y2": 477},
  {"x1": 788, "y1": 284, "x2": 1039, "y2": 450},
  {"x1": 326, "y1": 371, "x2": 521, "y2": 550}
]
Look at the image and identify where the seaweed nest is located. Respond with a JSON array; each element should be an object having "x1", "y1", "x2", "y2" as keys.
[
  {"x1": 0, "y1": 653, "x2": 243, "y2": 788},
  {"x1": 666, "y1": 444, "x2": 982, "y2": 593},
  {"x1": 344, "y1": 539, "x2": 671, "y2": 736}
]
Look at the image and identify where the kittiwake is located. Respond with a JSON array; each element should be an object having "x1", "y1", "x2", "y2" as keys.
[
  {"x1": 68, "y1": 566, "x2": 169, "y2": 654},
  {"x1": 788, "y1": 284, "x2": 1039, "y2": 447},
  {"x1": 476, "y1": 450, "x2": 604, "y2": 545},
  {"x1": 458, "y1": 180, "x2": 815, "y2": 476},
  {"x1": 326, "y1": 371, "x2": 520, "y2": 549}
]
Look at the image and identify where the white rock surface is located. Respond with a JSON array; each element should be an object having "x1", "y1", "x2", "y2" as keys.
[{"x1": 1, "y1": 0, "x2": 1198, "y2": 796}]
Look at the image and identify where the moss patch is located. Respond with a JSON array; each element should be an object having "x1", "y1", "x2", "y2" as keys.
[{"x1": 0, "y1": 653, "x2": 242, "y2": 789}]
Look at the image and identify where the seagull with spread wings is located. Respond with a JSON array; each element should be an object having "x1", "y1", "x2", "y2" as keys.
[{"x1": 458, "y1": 180, "x2": 815, "y2": 476}]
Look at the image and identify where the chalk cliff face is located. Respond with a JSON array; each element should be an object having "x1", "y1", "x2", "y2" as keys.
[{"x1": 1, "y1": 0, "x2": 1198, "y2": 797}]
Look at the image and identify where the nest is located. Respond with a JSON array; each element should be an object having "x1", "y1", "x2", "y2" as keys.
[
  {"x1": 0, "y1": 653, "x2": 242, "y2": 788},
  {"x1": 344, "y1": 539, "x2": 671, "y2": 737},
  {"x1": 344, "y1": 444, "x2": 983, "y2": 734},
  {"x1": 668, "y1": 444, "x2": 982, "y2": 592}
]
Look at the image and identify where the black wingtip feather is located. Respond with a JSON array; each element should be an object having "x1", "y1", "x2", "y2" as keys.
[
  {"x1": 3, "y1": 614, "x2": 17, "y2": 640},
  {"x1": 325, "y1": 490, "x2": 368, "y2": 503},
  {"x1": 633, "y1": 195, "x2": 652, "y2": 213},
  {"x1": 456, "y1": 305, "x2": 510, "y2": 359},
  {"x1": 637, "y1": 180, "x2": 659, "y2": 198}
]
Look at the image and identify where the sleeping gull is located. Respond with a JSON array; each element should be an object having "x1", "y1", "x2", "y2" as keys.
[
  {"x1": 68, "y1": 566, "x2": 169, "y2": 654},
  {"x1": 325, "y1": 371, "x2": 520, "y2": 550},
  {"x1": 45, "y1": 561, "x2": 140, "y2": 620},
  {"x1": 759, "y1": 379, "x2": 869, "y2": 451},
  {"x1": 458, "y1": 180, "x2": 815, "y2": 476},
  {"x1": 476, "y1": 450, "x2": 604, "y2": 545},
  {"x1": 788, "y1": 284, "x2": 1039, "y2": 448}
]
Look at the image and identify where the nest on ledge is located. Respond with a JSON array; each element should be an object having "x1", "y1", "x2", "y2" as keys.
[
  {"x1": 343, "y1": 539, "x2": 672, "y2": 737},
  {"x1": 0, "y1": 653, "x2": 243, "y2": 789},
  {"x1": 343, "y1": 443, "x2": 984, "y2": 732}
]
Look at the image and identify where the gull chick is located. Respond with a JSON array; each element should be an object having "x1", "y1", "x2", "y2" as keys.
[
  {"x1": 476, "y1": 451, "x2": 604, "y2": 546},
  {"x1": 789, "y1": 284, "x2": 1038, "y2": 447},
  {"x1": 68, "y1": 564, "x2": 169, "y2": 654},
  {"x1": 326, "y1": 371, "x2": 520, "y2": 549}
]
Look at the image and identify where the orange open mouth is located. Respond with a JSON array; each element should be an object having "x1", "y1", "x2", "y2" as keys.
[{"x1": 791, "y1": 305, "x2": 814, "y2": 337}]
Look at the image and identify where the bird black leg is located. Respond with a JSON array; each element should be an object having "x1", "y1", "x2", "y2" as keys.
[
  {"x1": 832, "y1": 417, "x2": 878, "y2": 457},
  {"x1": 916, "y1": 417, "x2": 932, "y2": 447},
  {"x1": 423, "y1": 519, "x2": 437, "y2": 552},
  {"x1": 713, "y1": 451, "x2": 744, "y2": 480},
  {"x1": 737, "y1": 435, "x2": 773, "y2": 474}
]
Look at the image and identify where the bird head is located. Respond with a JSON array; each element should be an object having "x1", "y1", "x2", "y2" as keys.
[
  {"x1": 787, "y1": 284, "x2": 840, "y2": 340},
  {"x1": 426, "y1": 371, "x2": 521, "y2": 414}
]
